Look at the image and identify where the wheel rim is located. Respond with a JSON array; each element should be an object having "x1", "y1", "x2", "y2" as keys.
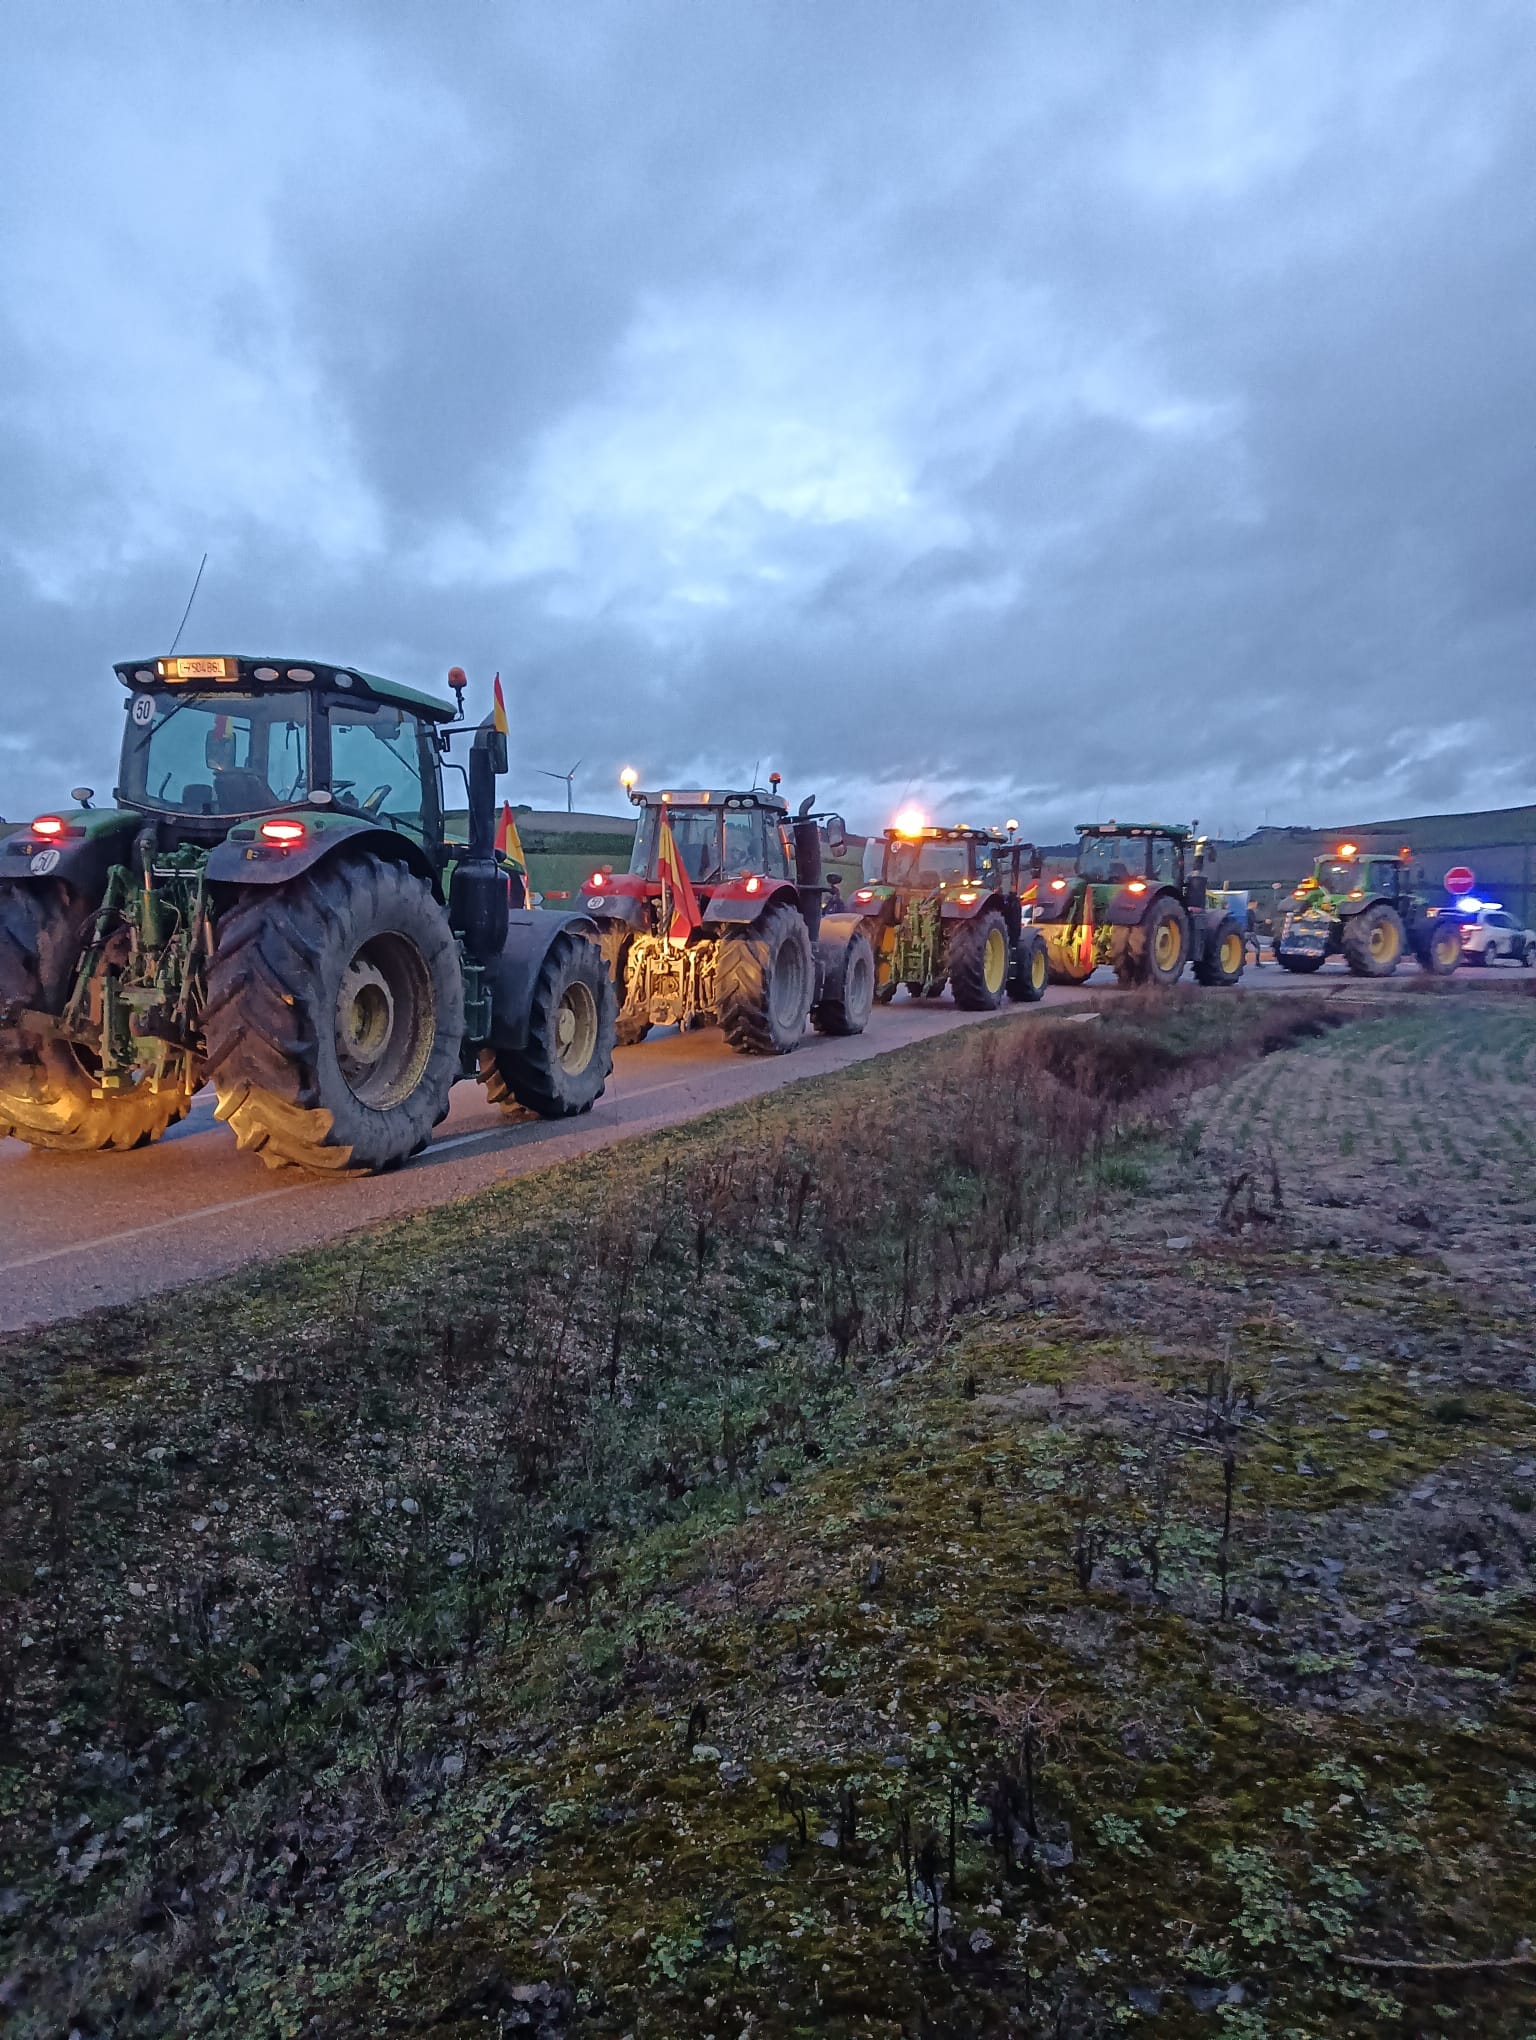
[
  {"x1": 1435, "y1": 928, "x2": 1459, "y2": 967},
  {"x1": 1031, "y1": 946, "x2": 1047, "y2": 993},
  {"x1": 770, "y1": 933, "x2": 809, "y2": 1029},
  {"x1": 983, "y1": 926, "x2": 1007, "y2": 994},
  {"x1": 335, "y1": 933, "x2": 434, "y2": 1107},
  {"x1": 1369, "y1": 918, "x2": 1400, "y2": 963},
  {"x1": 1154, "y1": 917, "x2": 1181, "y2": 971},
  {"x1": 555, "y1": 979, "x2": 599, "y2": 1074},
  {"x1": 1220, "y1": 931, "x2": 1244, "y2": 975}
]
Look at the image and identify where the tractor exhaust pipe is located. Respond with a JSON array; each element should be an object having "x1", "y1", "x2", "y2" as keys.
[
  {"x1": 450, "y1": 716, "x2": 510, "y2": 964},
  {"x1": 793, "y1": 795, "x2": 824, "y2": 942}
]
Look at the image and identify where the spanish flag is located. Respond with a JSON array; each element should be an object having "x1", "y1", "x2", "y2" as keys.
[
  {"x1": 495, "y1": 801, "x2": 525, "y2": 867},
  {"x1": 657, "y1": 810, "x2": 702, "y2": 940},
  {"x1": 492, "y1": 672, "x2": 509, "y2": 738}
]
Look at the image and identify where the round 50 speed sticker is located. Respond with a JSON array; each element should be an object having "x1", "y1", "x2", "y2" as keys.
[
  {"x1": 132, "y1": 692, "x2": 156, "y2": 726},
  {"x1": 29, "y1": 847, "x2": 62, "y2": 875}
]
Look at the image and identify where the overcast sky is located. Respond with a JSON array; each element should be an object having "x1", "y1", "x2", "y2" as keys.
[{"x1": 3, "y1": 1, "x2": 1534, "y2": 839}]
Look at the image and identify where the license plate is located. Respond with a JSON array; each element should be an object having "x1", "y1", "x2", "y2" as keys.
[{"x1": 165, "y1": 655, "x2": 235, "y2": 681}]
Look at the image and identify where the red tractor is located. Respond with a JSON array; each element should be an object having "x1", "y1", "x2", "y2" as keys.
[{"x1": 580, "y1": 779, "x2": 876, "y2": 1053}]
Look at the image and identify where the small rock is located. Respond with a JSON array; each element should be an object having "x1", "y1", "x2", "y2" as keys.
[
  {"x1": 816, "y1": 1828, "x2": 840, "y2": 1849},
  {"x1": 447, "y1": 1552, "x2": 468, "y2": 1568},
  {"x1": 310, "y1": 1673, "x2": 327, "y2": 1692},
  {"x1": 719, "y1": 1761, "x2": 748, "y2": 1786},
  {"x1": 691, "y1": 1743, "x2": 721, "y2": 1763},
  {"x1": 212, "y1": 1501, "x2": 229, "y2": 1515},
  {"x1": 969, "y1": 1929, "x2": 995, "y2": 1955},
  {"x1": 190, "y1": 1516, "x2": 210, "y2": 1533},
  {"x1": 1164, "y1": 1237, "x2": 1192, "y2": 1251},
  {"x1": 127, "y1": 1582, "x2": 146, "y2": 1599},
  {"x1": 1368, "y1": 1429, "x2": 1390, "y2": 1442},
  {"x1": 400, "y1": 1498, "x2": 420, "y2": 1517},
  {"x1": 754, "y1": 1335, "x2": 778, "y2": 1351},
  {"x1": 1340, "y1": 1356, "x2": 1363, "y2": 1373},
  {"x1": 441, "y1": 1752, "x2": 465, "y2": 1779},
  {"x1": 883, "y1": 1754, "x2": 908, "y2": 1770}
]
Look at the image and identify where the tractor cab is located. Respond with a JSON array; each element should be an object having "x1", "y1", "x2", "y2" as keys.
[
  {"x1": 625, "y1": 789, "x2": 796, "y2": 890},
  {"x1": 1293, "y1": 844, "x2": 1408, "y2": 909},
  {"x1": 862, "y1": 823, "x2": 1011, "y2": 892},
  {"x1": 1073, "y1": 822, "x2": 1191, "y2": 891},
  {"x1": 108, "y1": 655, "x2": 453, "y2": 853}
]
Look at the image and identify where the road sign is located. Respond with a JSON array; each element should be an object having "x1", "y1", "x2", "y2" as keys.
[{"x1": 1444, "y1": 865, "x2": 1475, "y2": 895}]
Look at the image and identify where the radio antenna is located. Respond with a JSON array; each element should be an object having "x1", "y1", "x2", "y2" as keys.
[{"x1": 168, "y1": 552, "x2": 209, "y2": 656}]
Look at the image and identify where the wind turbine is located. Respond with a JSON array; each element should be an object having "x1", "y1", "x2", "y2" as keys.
[{"x1": 535, "y1": 760, "x2": 582, "y2": 813}]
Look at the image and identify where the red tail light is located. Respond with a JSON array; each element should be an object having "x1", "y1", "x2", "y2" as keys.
[
  {"x1": 259, "y1": 820, "x2": 306, "y2": 845},
  {"x1": 1049, "y1": 877, "x2": 1068, "y2": 892},
  {"x1": 32, "y1": 815, "x2": 64, "y2": 838},
  {"x1": 854, "y1": 887, "x2": 874, "y2": 901},
  {"x1": 588, "y1": 871, "x2": 606, "y2": 889},
  {"x1": 1126, "y1": 879, "x2": 1147, "y2": 894},
  {"x1": 745, "y1": 875, "x2": 761, "y2": 893}
]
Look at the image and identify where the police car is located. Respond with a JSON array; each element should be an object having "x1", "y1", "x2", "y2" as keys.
[{"x1": 1453, "y1": 900, "x2": 1536, "y2": 966}]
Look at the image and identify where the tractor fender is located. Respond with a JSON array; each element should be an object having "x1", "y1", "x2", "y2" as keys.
[
  {"x1": 0, "y1": 810, "x2": 141, "y2": 900},
  {"x1": 1105, "y1": 884, "x2": 1179, "y2": 928},
  {"x1": 701, "y1": 878, "x2": 800, "y2": 924},
  {"x1": 844, "y1": 888, "x2": 890, "y2": 920},
  {"x1": 205, "y1": 815, "x2": 439, "y2": 893},
  {"x1": 938, "y1": 888, "x2": 1009, "y2": 922},
  {"x1": 483, "y1": 909, "x2": 603, "y2": 1052},
  {"x1": 580, "y1": 889, "x2": 648, "y2": 928}
]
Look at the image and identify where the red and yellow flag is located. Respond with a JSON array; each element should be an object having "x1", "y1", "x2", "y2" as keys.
[
  {"x1": 492, "y1": 672, "x2": 509, "y2": 738},
  {"x1": 495, "y1": 800, "x2": 525, "y2": 867},
  {"x1": 657, "y1": 810, "x2": 702, "y2": 940},
  {"x1": 1077, "y1": 879, "x2": 1096, "y2": 975}
]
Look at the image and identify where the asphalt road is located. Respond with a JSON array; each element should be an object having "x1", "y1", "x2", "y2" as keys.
[{"x1": 0, "y1": 958, "x2": 1522, "y2": 1333}]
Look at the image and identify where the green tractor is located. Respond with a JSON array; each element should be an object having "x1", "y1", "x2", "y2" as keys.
[
  {"x1": 1032, "y1": 822, "x2": 1246, "y2": 988},
  {"x1": 1274, "y1": 841, "x2": 1461, "y2": 978},
  {"x1": 0, "y1": 653, "x2": 617, "y2": 1170},
  {"x1": 848, "y1": 821, "x2": 1050, "y2": 1009}
]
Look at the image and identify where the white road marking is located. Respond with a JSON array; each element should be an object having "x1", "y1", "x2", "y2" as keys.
[{"x1": 0, "y1": 1186, "x2": 305, "y2": 1274}]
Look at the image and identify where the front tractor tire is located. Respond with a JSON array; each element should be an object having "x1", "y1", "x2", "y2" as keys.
[
  {"x1": 1119, "y1": 896, "x2": 1190, "y2": 987},
  {"x1": 204, "y1": 854, "x2": 461, "y2": 1173},
  {"x1": 718, "y1": 901, "x2": 815, "y2": 1054},
  {"x1": 480, "y1": 930, "x2": 616, "y2": 1117},
  {"x1": 1193, "y1": 915, "x2": 1245, "y2": 987},
  {"x1": 0, "y1": 880, "x2": 193, "y2": 1153},
  {"x1": 1008, "y1": 928, "x2": 1050, "y2": 1004},
  {"x1": 948, "y1": 908, "x2": 1010, "y2": 1011},
  {"x1": 1342, "y1": 902, "x2": 1403, "y2": 978}
]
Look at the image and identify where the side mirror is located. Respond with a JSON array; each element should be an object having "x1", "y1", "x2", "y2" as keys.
[
  {"x1": 1029, "y1": 849, "x2": 1043, "y2": 878},
  {"x1": 71, "y1": 786, "x2": 95, "y2": 809},
  {"x1": 824, "y1": 814, "x2": 848, "y2": 857},
  {"x1": 475, "y1": 724, "x2": 508, "y2": 776}
]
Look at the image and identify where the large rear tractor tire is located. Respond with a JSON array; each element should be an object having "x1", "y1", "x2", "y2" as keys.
[
  {"x1": 481, "y1": 929, "x2": 616, "y2": 1116},
  {"x1": 1342, "y1": 902, "x2": 1403, "y2": 978},
  {"x1": 948, "y1": 908, "x2": 1011, "y2": 1011},
  {"x1": 204, "y1": 855, "x2": 462, "y2": 1173},
  {"x1": 718, "y1": 901, "x2": 815, "y2": 1054},
  {"x1": 1193, "y1": 915, "x2": 1245, "y2": 987},
  {"x1": 1416, "y1": 918, "x2": 1462, "y2": 977},
  {"x1": 1121, "y1": 897, "x2": 1190, "y2": 987},
  {"x1": 1008, "y1": 927, "x2": 1050, "y2": 1003},
  {"x1": 0, "y1": 880, "x2": 193, "y2": 1153},
  {"x1": 811, "y1": 928, "x2": 876, "y2": 1037}
]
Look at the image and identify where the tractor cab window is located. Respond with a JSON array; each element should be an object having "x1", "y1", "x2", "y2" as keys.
[
  {"x1": 327, "y1": 700, "x2": 432, "y2": 831},
  {"x1": 721, "y1": 807, "x2": 767, "y2": 877},
  {"x1": 1149, "y1": 837, "x2": 1180, "y2": 886},
  {"x1": 876, "y1": 838, "x2": 973, "y2": 885},
  {"x1": 1076, "y1": 832, "x2": 1146, "y2": 883},
  {"x1": 1364, "y1": 860, "x2": 1400, "y2": 895},
  {"x1": 1319, "y1": 860, "x2": 1357, "y2": 894},
  {"x1": 767, "y1": 822, "x2": 794, "y2": 879},
  {"x1": 634, "y1": 805, "x2": 721, "y2": 883},
  {"x1": 120, "y1": 691, "x2": 310, "y2": 816}
]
